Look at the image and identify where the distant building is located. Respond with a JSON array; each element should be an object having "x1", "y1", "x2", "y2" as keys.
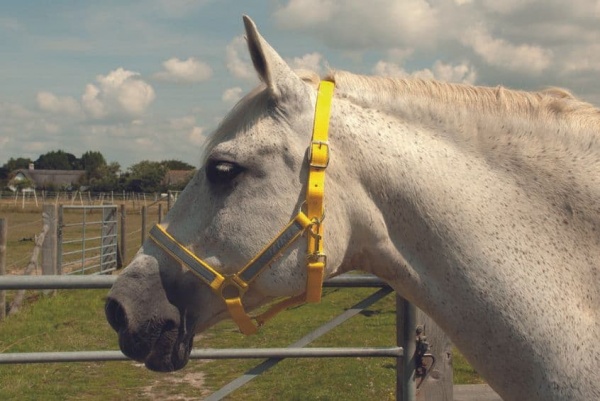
[
  {"x1": 162, "y1": 170, "x2": 195, "y2": 188},
  {"x1": 10, "y1": 164, "x2": 85, "y2": 190}
]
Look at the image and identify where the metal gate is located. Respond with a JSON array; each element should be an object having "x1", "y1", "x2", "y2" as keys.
[{"x1": 57, "y1": 205, "x2": 118, "y2": 274}]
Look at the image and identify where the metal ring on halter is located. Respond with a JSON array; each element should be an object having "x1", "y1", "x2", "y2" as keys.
[{"x1": 297, "y1": 201, "x2": 326, "y2": 225}]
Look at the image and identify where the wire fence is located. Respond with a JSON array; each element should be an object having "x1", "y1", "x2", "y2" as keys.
[{"x1": 0, "y1": 190, "x2": 181, "y2": 212}]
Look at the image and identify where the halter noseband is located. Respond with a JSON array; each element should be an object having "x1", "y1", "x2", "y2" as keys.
[{"x1": 149, "y1": 81, "x2": 334, "y2": 334}]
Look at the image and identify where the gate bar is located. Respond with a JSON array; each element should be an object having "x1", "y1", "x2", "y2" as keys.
[
  {"x1": 205, "y1": 286, "x2": 394, "y2": 401},
  {"x1": 0, "y1": 274, "x2": 387, "y2": 290},
  {"x1": 0, "y1": 347, "x2": 402, "y2": 364}
]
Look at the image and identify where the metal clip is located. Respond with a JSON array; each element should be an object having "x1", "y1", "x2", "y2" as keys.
[{"x1": 415, "y1": 325, "x2": 436, "y2": 390}]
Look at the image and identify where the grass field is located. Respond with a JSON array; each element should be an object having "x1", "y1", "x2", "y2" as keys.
[{"x1": 0, "y1": 204, "x2": 483, "y2": 400}]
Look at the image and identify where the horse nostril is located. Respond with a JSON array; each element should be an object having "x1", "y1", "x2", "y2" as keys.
[{"x1": 105, "y1": 298, "x2": 128, "y2": 332}]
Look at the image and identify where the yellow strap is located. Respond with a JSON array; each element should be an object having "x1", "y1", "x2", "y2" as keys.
[
  {"x1": 225, "y1": 297, "x2": 258, "y2": 335},
  {"x1": 304, "y1": 81, "x2": 334, "y2": 303},
  {"x1": 306, "y1": 81, "x2": 333, "y2": 220},
  {"x1": 254, "y1": 293, "x2": 307, "y2": 327}
]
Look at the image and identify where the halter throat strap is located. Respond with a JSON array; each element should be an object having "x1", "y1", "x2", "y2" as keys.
[{"x1": 149, "y1": 81, "x2": 334, "y2": 335}]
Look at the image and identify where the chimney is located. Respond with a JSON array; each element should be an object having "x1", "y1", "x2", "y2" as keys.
[{"x1": 29, "y1": 163, "x2": 34, "y2": 170}]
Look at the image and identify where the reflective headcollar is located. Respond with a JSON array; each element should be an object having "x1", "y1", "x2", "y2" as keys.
[{"x1": 149, "y1": 81, "x2": 334, "y2": 335}]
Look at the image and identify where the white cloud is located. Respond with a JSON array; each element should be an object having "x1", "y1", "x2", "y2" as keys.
[
  {"x1": 462, "y1": 26, "x2": 552, "y2": 73},
  {"x1": 273, "y1": 0, "x2": 335, "y2": 28},
  {"x1": 372, "y1": 61, "x2": 408, "y2": 77},
  {"x1": 188, "y1": 126, "x2": 206, "y2": 146},
  {"x1": 82, "y1": 68, "x2": 156, "y2": 119},
  {"x1": 222, "y1": 87, "x2": 243, "y2": 103},
  {"x1": 36, "y1": 92, "x2": 81, "y2": 115},
  {"x1": 373, "y1": 60, "x2": 477, "y2": 84},
  {"x1": 226, "y1": 35, "x2": 256, "y2": 81},
  {"x1": 154, "y1": 57, "x2": 213, "y2": 83},
  {"x1": 287, "y1": 52, "x2": 326, "y2": 73},
  {"x1": 430, "y1": 61, "x2": 477, "y2": 84},
  {"x1": 274, "y1": 0, "x2": 439, "y2": 49},
  {"x1": 169, "y1": 115, "x2": 196, "y2": 130}
]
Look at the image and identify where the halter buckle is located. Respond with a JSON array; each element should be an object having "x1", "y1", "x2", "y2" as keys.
[{"x1": 308, "y1": 140, "x2": 330, "y2": 168}]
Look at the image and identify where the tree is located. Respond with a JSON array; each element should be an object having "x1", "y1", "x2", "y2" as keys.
[
  {"x1": 161, "y1": 159, "x2": 195, "y2": 170},
  {"x1": 88, "y1": 162, "x2": 121, "y2": 192},
  {"x1": 3, "y1": 157, "x2": 33, "y2": 172},
  {"x1": 81, "y1": 151, "x2": 107, "y2": 181},
  {"x1": 125, "y1": 161, "x2": 167, "y2": 193},
  {"x1": 35, "y1": 150, "x2": 81, "y2": 170}
]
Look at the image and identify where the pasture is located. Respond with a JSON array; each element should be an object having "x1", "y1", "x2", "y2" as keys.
[{"x1": 0, "y1": 204, "x2": 481, "y2": 400}]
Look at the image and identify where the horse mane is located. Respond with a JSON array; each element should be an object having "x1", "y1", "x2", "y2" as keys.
[
  {"x1": 325, "y1": 70, "x2": 600, "y2": 132},
  {"x1": 203, "y1": 69, "x2": 599, "y2": 163}
]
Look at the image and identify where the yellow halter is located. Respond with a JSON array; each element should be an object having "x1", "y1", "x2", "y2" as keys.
[{"x1": 149, "y1": 81, "x2": 334, "y2": 335}]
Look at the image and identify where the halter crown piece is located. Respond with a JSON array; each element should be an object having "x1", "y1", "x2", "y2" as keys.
[{"x1": 149, "y1": 81, "x2": 335, "y2": 334}]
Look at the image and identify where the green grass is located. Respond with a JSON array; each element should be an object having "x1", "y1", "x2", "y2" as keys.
[
  {"x1": 0, "y1": 208, "x2": 483, "y2": 399},
  {"x1": 0, "y1": 287, "x2": 483, "y2": 400}
]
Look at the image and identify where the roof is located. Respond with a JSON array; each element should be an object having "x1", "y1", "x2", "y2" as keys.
[
  {"x1": 14, "y1": 169, "x2": 86, "y2": 188},
  {"x1": 162, "y1": 170, "x2": 195, "y2": 186}
]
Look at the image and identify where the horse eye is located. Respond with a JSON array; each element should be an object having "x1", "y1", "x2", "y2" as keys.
[{"x1": 206, "y1": 160, "x2": 245, "y2": 184}]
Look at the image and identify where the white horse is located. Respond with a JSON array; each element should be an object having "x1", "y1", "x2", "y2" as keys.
[{"x1": 106, "y1": 16, "x2": 600, "y2": 401}]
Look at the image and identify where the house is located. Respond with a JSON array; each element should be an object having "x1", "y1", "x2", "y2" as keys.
[
  {"x1": 162, "y1": 170, "x2": 195, "y2": 188},
  {"x1": 10, "y1": 164, "x2": 86, "y2": 190}
]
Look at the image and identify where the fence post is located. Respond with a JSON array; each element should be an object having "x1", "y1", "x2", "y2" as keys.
[
  {"x1": 141, "y1": 206, "x2": 147, "y2": 245},
  {"x1": 397, "y1": 297, "x2": 454, "y2": 401},
  {"x1": 415, "y1": 309, "x2": 454, "y2": 401},
  {"x1": 0, "y1": 218, "x2": 6, "y2": 321},
  {"x1": 397, "y1": 295, "x2": 417, "y2": 401},
  {"x1": 41, "y1": 205, "x2": 58, "y2": 296},
  {"x1": 42, "y1": 204, "x2": 58, "y2": 277},
  {"x1": 57, "y1": 205, "x2": 64, "y2": 275},
  {"x1": 158, "y1": 203, "x2": 163, "y2": 224},
  {"x1": 120, "y1": 204, "x2": 127, "y2": 265},
  {"x1": 101, "y1": 206, "x2": 118, "y2": 273}
]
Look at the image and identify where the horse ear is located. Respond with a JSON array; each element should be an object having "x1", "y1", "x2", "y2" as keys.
[{"x1": 243, "y1": 15, "x2": 305, "y2": 100}]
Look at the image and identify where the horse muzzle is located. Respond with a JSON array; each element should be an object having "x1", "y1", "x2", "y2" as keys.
[{"x1": 104, "y1": 256, "x2": 193, "y2": 372}]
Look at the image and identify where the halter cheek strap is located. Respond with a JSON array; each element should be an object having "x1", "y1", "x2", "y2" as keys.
[{"x1": 149, "y1": 81, "x2": 334, "y2": 335}]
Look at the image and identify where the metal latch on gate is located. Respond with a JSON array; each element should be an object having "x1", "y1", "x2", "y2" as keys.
[{"x1": 415, "y1": 325, "x2": 436, "y2": 390}]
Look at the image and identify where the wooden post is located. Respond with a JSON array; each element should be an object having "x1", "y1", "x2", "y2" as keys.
[
  {"x1": 158, "y1": 203, "x2": 163, "y2": 224},
  {"x1": 141, "y1": 206, "x2": 147, "y2": 245},
  {"x1": 396, "y1": 297, "x2": 453, "y2": 401},
  {"x1": 41, "y1": 205, "x2": 57, "y2": 296},
  {"x1": 42, "y1": 204, "x2": 58, "y2": 277},
  {"x1": 120, "y1": 204, "x2": 127, "y2": 265},
  {"x1": 416, "y1": 309, "x2": 454, "y2": 401},
  {"x1": 0, "y1": 218, "x2": 7, "y2": 321},
  {"x1": 9, "y1": 216, "x2": 51, "y2": 314}
]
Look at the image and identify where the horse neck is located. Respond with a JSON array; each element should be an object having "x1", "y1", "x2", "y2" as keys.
[
  {"x1": 329, "y1": 74, "x2": 600, "y2": 286},
  {"x1": 329, "y1": 76, "x2": 600, "y2": 399}
]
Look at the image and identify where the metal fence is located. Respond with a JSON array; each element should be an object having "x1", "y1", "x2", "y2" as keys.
[
  {"x1": 57, "y1": 205, "x2": 118, "y2": 274},
  {"x1": 0, "y1": 274, "x2": 434, "y2": 401}
]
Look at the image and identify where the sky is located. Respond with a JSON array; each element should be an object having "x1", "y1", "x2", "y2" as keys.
[{"x1": 1, "y1": 0, "x2": 599, "y2": 170}]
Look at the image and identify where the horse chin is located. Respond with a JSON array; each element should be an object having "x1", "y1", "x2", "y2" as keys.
[{"x1": 143, "y1": 331, "x2": 194, "y2": 372}]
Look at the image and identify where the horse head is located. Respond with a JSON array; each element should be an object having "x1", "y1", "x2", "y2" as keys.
[{"x1": 105, "y1": 16, "x2": 358, "y2": 372}]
